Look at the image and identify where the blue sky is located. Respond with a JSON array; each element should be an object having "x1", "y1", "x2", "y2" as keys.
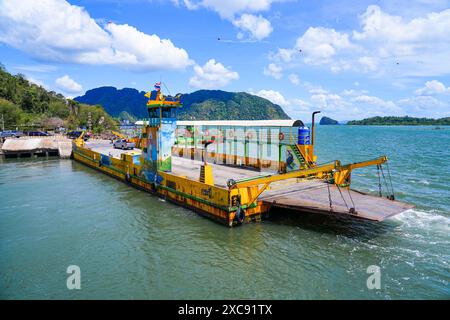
[{"x1": 1, "y1": 0, "x2": 449, "y2": 121}]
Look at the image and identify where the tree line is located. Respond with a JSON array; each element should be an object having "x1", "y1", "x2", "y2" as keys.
[{"x1": 0, "y1": 63, "x2": 117, "y2": 132}]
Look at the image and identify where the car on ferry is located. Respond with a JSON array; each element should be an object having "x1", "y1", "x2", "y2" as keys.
[{"x1": 113, "y1": 139, "x2": 135, "y2": 150}]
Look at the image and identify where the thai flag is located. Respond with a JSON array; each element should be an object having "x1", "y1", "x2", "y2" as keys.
[{"x1": 154, "y1": 82, "x2": 161, "y2": 91}]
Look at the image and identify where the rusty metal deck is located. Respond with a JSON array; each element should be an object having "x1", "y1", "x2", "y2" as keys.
[{"x1": 260, "y1": 179, "x2": 414, "y2": 221}]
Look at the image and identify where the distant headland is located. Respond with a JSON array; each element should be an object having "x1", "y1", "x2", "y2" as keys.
[
  {"x1": 319, "y1": 116, "x2": 339, "y2": 125},
  {"x1": 347, "y1": 116, "x2": 450, "y2": 126}
]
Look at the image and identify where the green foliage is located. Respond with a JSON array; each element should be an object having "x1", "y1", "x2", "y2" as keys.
[
  {"x1": 48, "y1": 101, "x2": 70, "y2": 119},
  {"x1": 77, "y1": 104, "x2": 118, "y2": 133},
  {"x1": 0, "y1": 64, "x2": 117, "y2": 132},
  {"x1": 0, "y1": 98, "x2": 22, "y2": 129},
  {"x1": 20, "y1": 91, "x2": 34, "y2": 112},
  {"x1": 347, "y1": 116, "x2": 450, "y2": 126}
]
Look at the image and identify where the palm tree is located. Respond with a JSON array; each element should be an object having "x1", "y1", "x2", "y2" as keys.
[{"x1": 67, "y1": 99, "x2": 80, "y2": 117}]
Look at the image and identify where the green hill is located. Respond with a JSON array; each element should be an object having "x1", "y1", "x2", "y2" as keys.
[
  {"x1": 347, "y1": 116, "x2": 450, "y2": 126},
  {"x1": 75, "y1": 87, "x2": 290, "y2": 120},
  {"x1": 319, "y1": 116, "x2": 339, "y2": 125},
  {"x1": 0, "y1": 64, "x2": 117, "y2": 132}
]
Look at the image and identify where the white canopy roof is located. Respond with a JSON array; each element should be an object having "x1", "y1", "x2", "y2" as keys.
[{"x1": 135, "y1": 119, "x2": 304, "y2": 127}]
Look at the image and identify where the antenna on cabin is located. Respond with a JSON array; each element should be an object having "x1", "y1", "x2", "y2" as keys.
[{"x1": 162, "y1": 82, "x2": 172, "y2": 96}]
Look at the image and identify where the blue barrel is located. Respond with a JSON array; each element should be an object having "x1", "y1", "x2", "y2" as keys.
[{"x1": 298, "y1": 127, "x2": 310, "y2": 145}]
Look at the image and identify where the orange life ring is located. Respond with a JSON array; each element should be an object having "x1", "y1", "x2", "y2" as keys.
[{"x1": 279, "y1": 132, "x2": 285, "y2": 141}]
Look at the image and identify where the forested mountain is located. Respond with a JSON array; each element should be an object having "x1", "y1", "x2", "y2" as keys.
[
  {"x1": 75, "y1": 86, "x2": 148, "y2": 119},
  {"x1": 75, "y1": 87, "x2": 290, "y2": 120}
]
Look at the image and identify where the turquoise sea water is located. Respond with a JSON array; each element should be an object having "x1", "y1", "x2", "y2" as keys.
[{"x1": 0, "y1": 126, "x2": 449, "y2": 299}]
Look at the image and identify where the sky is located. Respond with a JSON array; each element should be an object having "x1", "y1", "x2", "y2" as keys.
[{"x1": 1, "y1": 0, "x2": 450, "y2": 121}]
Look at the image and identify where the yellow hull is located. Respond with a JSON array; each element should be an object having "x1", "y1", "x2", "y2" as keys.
[{"x1": 73, "y1": 147, "x2": 268, "y2": 227}]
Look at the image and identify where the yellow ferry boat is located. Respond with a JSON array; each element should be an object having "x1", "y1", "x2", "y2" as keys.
[{"x1": 72, "y1": 85, "x2": 413, "y2": 227}]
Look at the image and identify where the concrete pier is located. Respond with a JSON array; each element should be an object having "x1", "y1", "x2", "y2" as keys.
[{"x1": 0, "y1": 136, "x2": 72, "y2": 159}]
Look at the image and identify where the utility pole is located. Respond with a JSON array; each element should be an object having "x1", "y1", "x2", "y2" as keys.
[
  {"x1": 88, "y1": 112, "x2": 92, "y2": 132},
  {"x1": 1, "y1": 114, "x2": 4, "y2": 131}
]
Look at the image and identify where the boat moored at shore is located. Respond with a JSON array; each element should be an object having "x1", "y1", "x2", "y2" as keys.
[{"x1": 72, "y1": 84, "x2": 414, "y2": 227}]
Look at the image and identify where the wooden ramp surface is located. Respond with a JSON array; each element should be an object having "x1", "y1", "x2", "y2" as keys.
[{"x1": 260, "y1": 180, "x2": 414, "y2": 221}]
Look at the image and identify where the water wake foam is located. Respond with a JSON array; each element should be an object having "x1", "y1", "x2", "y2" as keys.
[{"x1": 392, "y1": 209, "x2": 450, "y2": 232}]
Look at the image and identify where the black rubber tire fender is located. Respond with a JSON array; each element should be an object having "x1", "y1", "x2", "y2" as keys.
[{"x1": 235, "y1": 207, "x2": 245, "y2": 224}]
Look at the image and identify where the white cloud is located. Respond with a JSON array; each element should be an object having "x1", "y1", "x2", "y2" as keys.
[
  {"x1": 13, "y1": 64, "x2": 57, "y2": 73},
  {"x1": 288, "y1": 74, "x2": 300, "y2": 86},
  {"x1": 172, "y1": 0, "x2": 276, "y2": 19},
  {"x1": 352, "y1": 5, "x2": 450, "y2": 77},
  {"x1": 249, "y1": 90, "x2": 311, "y2": 120},
  {"x1": 27, "y1": 76, "x2": 46, "y2": 88},
  {"x1": 340, "y1": 88, "x2": 369, "y2": 97},
  {"x1": 358, "y1": 56, "x2": 378, "y2": 72},
  {"x1": 55, "y1": 75, "x2": 82, "y2": 93},
  {"x1": 303, "y1": 85, "x2": 448, "y2": 120},
  {"x1": 288, "y1": 98, "x2": 311, "y2": 111},
  {"x1": 232, "y1": 14, "x2": 272, "y2": 40},
  {"x1": 271, "y1": 6, "x2": 450, "y2": 77},
  {"x1": 350, "y1": 94, "x2": 400, "y2": 114},
  {"x1": 251, "y1": 84, "x2": 449, "y2": 121},
  {"x1": 253, "y1": 89, "x2": 289, "y2": 106},
  {"x1": 281, "y1": 98, "x2": 312, "y2": 119},
  {"x1": 263, "y1": 63, "x2": 282, "y2": 79},
  {"x1": 269, "y1": 48, "x2": 298, "y2": 64},
  {"x1": 351, "y1": 94, "x2": 389, "y2": 105},
  {"x1": 251, "y1": 90, "x2": 312, "y2": 122},
  {"x1": 102, "y1": 23, "x2": 192, "y2": 70},
  {"x1": 173, "y1": 0, "x2": 275, "y2": 40},
  {"x1": 303, "y1": 82, "x2": 328, "y2": 95},
  {"x1": 295, "y1": 27, "x2": 352, "y2": 65},
  {"x1": 398, "y1": 95, "x2": 449, "y2": 118},
  {"x1": 353, "y1": 5, "x2": 450, "y2": 44},
  {"x1": 0, "y1": 0, "x2": 192, "y2": 71},
  {"x1": 330, "y1": 60, "x2": 353, "y2": 73},
  {"x1": 274, "y1": 48, "x2": 296, "y2": 63},
  {"x1": 189, "y1": 59, "x2": 239, "y2": 88},
  {"x1": 415, "y1": 80, "x2": 449, "y2": 95},
  {"x1": 307, "y1": 91, "x2": 404, "y2": 119},
  {"x1": 310, "y1": 93, "x2": 351, "y2": 111}
]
